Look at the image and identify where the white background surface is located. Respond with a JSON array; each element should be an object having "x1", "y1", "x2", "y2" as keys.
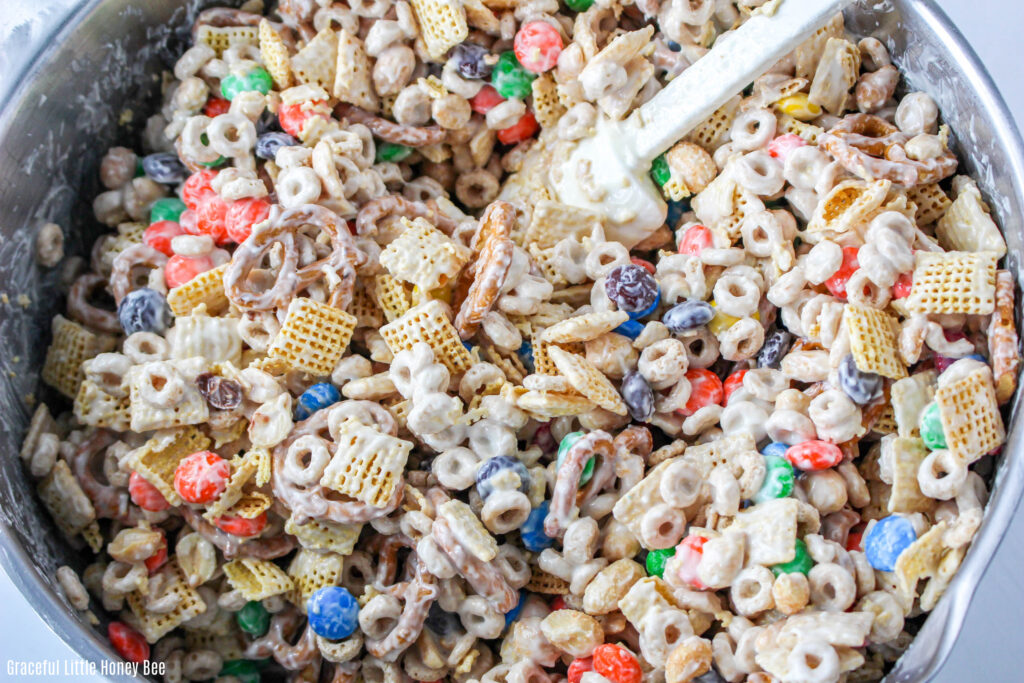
[{"x1": 1, "y1": 1, "x2": 1023, "y2": 681}]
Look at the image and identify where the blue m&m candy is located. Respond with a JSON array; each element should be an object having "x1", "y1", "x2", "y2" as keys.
[
  {"x1": 521, "y1": 501, "x2": 554, "y2": 552},
  {"x1": 307, "y1": 586, "x2": 359, "y2": 640},
  {"x1": 475, "y1": 455, "x2": 530, "y2": 501},
  {"x1": 503, "y1": 590, "x2": 526, "y2": 627},
  {"x1": 627, "y1": 287, "x2": 661, "y2": 320},
  {"x1": 864, "y1": 516, "x2": 917, "y2": 572},
  {"x1": 517, "y1": 341, "x2": 535, "y2": 374},
  {"x1": 613, "y1": 319, "x2": 645, "y2": 340},
  {"x1": 760, "y1": 442, "x2": 789, "y2": 458},
  {"x1": 295, "y1": 382, "x2": 341, "y2": 421}
]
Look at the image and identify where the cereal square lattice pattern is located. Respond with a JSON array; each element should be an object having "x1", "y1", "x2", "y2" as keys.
[
  {"x1": 290, "y1": 27, "x2": 337, "y2": 90},
  {"x1": 285, "y1": 514, "x2": 363, "y2": 555},
  {"x1": 381, "y1": 299, "x2": 472, "y2": 374},
  {"x1": 844, "y1": 304, "x2": 907, "y2": 379},
  {"x1": 379, "y1": 218, "x2": 470, "y2": 292},
  {"x1": 127, "y1": 559, "x2": 206, "y2": 643},
  {"x1": 197, "y1": 24, "x2": 258, "y2": 56},
  {"x1": 259, "y1": 19, "x2": 292, "y2": 89},
  {"x1": 288, "y1": 549, "x2": 346, "y2": 612},
  {"x1": 223, "y1": 558, "x2": 295, "y2": 601},
  {"x1": 74, "y1": 380, "x2": 131, "y2": 432},
  {"x1": 320, "y1": 418, "x2": 413, "y2": 508},
  {"x1": 906, "y1": 250, "x2": 997, "y2": 316},
  {"x1": 334, "y1": 29, "x2": 378, "y2": 111},
  {"x1": 410, "y1": 0, "x2": 469, "y2": 60},
  {"x1": 167, "y1": 263, "x2": 229, "y2": 317},
  {"x1": 42, "y1": 315, "x2": 114, "y2": 399},
  {"x1": 267, "y1": 297, "x2": 357, "y2": 376},
  {"x1": 548, "y1": 346, "x2": 628, "y2": 415},
  {"x1": 129, "y1": 427, "x2": 212, "y2": 507},
  {"x1": 935, "y1": 366, "x2": 1005, "y2": 464}
]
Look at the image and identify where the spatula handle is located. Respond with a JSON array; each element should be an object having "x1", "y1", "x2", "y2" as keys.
[{"x1": 629, "y1": 0, "x2": 855, "y2": 164}]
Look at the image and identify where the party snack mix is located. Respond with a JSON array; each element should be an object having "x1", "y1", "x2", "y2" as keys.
[{"x1": 24, "y1": 1, "x2": 1020, "y2": 682}]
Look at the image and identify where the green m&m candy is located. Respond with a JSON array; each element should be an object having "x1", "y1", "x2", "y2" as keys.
[
  {"x1": 771, "y1": 538, "x2": 813, "y2": 577},
  {"x1": 919, "y1": 402, "x2": 946, "y2": 450},
  {"x1": 221, "y1": 67, "x2": 273, "y2": 101},
  {"x1": 219, "y1": 659, "x2": 261, "y2": 683},
  {"x1": 650, "y1": 154, "x2": 671, "y2": 186},
  {"x1": 491, "y1": 51, "x2": 536, "y2": 99},
  {"x1": 646, "y1": 547, "x2": 676, "y2": 578},
  {"x1": 376, "y1": 142, "x2": 413, "y2": 163},
  {"x1": 149, "y1": 197, "x2": 186, "y2": 224},
  {"x1": 557, "y1": 431, "x2": 595, "y2": 485},
  {"x1": 752, "y1": 455, "x2": 795, "y2": 504},
  {"x1": 564, "y1": 0, "x2": 595, "y2": 11},
  {"x1": 236, "y1": 600, "x2": 270, "y2": 637}
]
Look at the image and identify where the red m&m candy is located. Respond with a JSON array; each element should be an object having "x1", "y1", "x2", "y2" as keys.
[
  {"x1": 723, "y1": 369, "x2": 748, "y2": 403},
  {"x1": 892, "y1": 271, "x2": 913, "y2": 299},
  {"x1": 203, "y1": 97, "x2": 231, "y2": 117},
  {"x1": 513, "y1": 21, "x2": 563, "y2": 73},
  {"x1": 767, "y1": 133, "x2": 807, "y2": 162},
  {"x1": 470, "y1": 85, "x2": 504, "y2": 115},
  {"x1": 592, "y1": 643, "x2": 642, "y2": 683},
  {"x1": 675, "y1": 534, "x2": 709, "y2": 590},
  {"x1": 144, "y1": 531, "x2": 168, "y2": 574},
  {"x1": 679, "y1": 368, "x2": 724, "y2": 416},
  {"x1": 174, "y1": 450, "x2": 230, "y2": 504},
  {"x1": 128, "y1": 471, "x2": 169, "y2": 511},
  {"x1": 567, "y1": 657, "x2": 593, "y2": 683},
  {"x1": 785, "y1": 440, "x2": 843, "y2": 471},
  {"x1": 182, "y1": 170, "x2": 217, "y2": 211},
  {"x1": 497, "y1": 111, "x2": 538, "y2": 145},
  {"x1": 108, "y1": 622, "x2": 149, "y2": 663},
  {"x1": 165, "y1": 254, "x2": 215, "y2": 289},
  {"x1": 225, "y1": 196, "x2": 271, "y2": 243},
  {"x1": 143, "y1": 220, "x2": 184, "y2": 256},
  {"x1": 678, "y1": 224, "x2": 713, "y2": 255},
  {"x1": 824, "y1": 246, "x2": 860, "y2": 299},
  {"x1": 215, "y1": 512, "x2": 268, "y2": 537},
  {"x1": 278, "y1": 100, "x2": 329, "y2": 138}
]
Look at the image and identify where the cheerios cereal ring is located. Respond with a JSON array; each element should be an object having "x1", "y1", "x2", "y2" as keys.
[
  {"x1": 67, "y1": 273, "x2": 121, "y2": 335},
  {"x1": 819, "y1": 113, "x2": 957, "y2": 187},
  {"x1": 336, "y1": 103, "x2": 447, "y2": 148},
  {"x1": 224, "y1": 204, "x2": 365, "y2": 311},
  {"x1": 455, "y1": 233, "x2": 514, "y2": 340}
]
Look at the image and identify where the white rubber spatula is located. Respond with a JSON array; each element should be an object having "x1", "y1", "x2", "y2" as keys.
[{"x1": 550, "y1": 0, "x2": 854, "y2": 248}]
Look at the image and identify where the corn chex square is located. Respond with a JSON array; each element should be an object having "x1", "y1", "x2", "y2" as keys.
[
  {"x1": 612, "y1": 458, "x2": 676, "y2": 540},
  {"x1": 526, "y1": 566, "x2": 570, "y2": 595},
  {"x1": 481, "y1": 344, "x2": 527, "y2": 385},
  {"x1": 540, "y1": 311, "x2": 629, "y2": 344},
  {"x1": 290, "y1": 27, "x2": 337, "y2": 90},
  {"x1": 548, "y1": 346, "x2": 627, "y2": 415},
  {"x1": 807, "y1": 179, "x2": 891, "y2": 235},
  {"x1": 127, "y1": 559, "x2": 206, "y2": 643},
  {"x1": 227, "y1": 491, "x2": 272, "y2": 519},
  {"x1": 729, "y1": 498, "x2": 803, "y2": 566},
  {"x1": 267, "y1": 297, "x2": 356, "y2": 376},
  {"x1": 197, "y1": 24, "x2": 258, "y2": 56},
  {"x1": 438, "y1": 499, "x2": 498, "y2": 562},
  {"x1": 170, "y1": 312, "x2": 242, "y2": 365},
  {"x1": 886, "y1": 436, "x2": 935, "y2": 514},
  {"x1": 908, "y1": 183, "x2": 951, "y2": 227},
  {"x1": 223, "y1": 558, "x2": 294, "y2": 601},
  {"x1": 334, "y1": 29, "x2": 377, "y2": 111},
  {"x1": 531, "y1": 336, "x2": 582, "y2": 376},
  {"x1": 777, "y1": 114, "x2": 824, "y2": 144},
  {"x1": 906, "y1": 251, "x2": 997, "y2": 316},
  {"x1": 320, "y1": 418, "x2": 412, "y2": 508},
  {"x1": 203, "y1": 455, "x2": 259, "y2": 521},
  {"x1": 129, "y1": 427, "x2": 211, "y2": 507},
  {"x1": 259, "y1": 19, "x2": 292, "y2": 89},
  {"x1": 516, "y1": 390, "x2": 595, "y2": 419},
  {"x1": 74, "y1": 379, "x2": 131, "y2": 432},
  {"x1": 42, "y1": 315, "x2": 114, "y2": 399},
  {"x1": 129, "y1": 359, "x2": 210, "y2": 432},
  {"x1": 380, "y1": 299, "x2": 472, "y2": 374},
  {"x1": 285, "y1": 514, "x2": 363, "y2": 555},
  {"x1": 935, "y1": 366, "x2": 1005, "y2": 464},
  {"x1": 410, "y1": 0, "x2": 469, "y2": 60},
  {"x1": 527, "y1": 243, "x2": 568, "y2": 286},
  {"x1": 379, "y1": 218, "x2": 470, "y2": 292},
  {"x1": 524, "y1": 200, "x2": 602, "y2": 248},
  {"x1": 350, "y1": 281, "x2": 384, "y2": 329},
  {"x1": 373, "y1": 272, "x2": 416, "y2": 322},
  {"x1": 688, "y1": 95, "x2": 741, "y2": 151},
  {"x1": 531, "y1": 74, "x2": 566, "y2": 129},
  {"x1": 37, "y1": 460, "x2": 95, "y2": 538},
  {"x1": 167, "y1": 263, "x2": 229, "y2": 316},
  {"x1": 683, "y1": 432, "x2": 758, "y2": 477},
  {"x1": 844, "y1": 304, "x2": 906, "y2": 379},
  {"x1": 288, "y1": 549, "x2": 346, "y2": 612}
]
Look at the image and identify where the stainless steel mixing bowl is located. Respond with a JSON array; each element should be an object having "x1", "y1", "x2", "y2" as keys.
[{"x1": 0, "y1": 1, "x2": 1020, "y2": 680}]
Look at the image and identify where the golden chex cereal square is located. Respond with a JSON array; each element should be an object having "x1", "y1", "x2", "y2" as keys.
[
  {"x1": 540, "y1": 311, "x2": 629, "y2": 344},
  {"x1": 223, "y1": 558, "x2": 294, "y2": 601},
  {"x1": 516, "y1": 390, "x2": 594, "y2": 419},
  {"x1": 197, "y1": 24, "x2": 258, "y2": 56},
  {"x1": 74, "y1": 380, "x2": 131, "y2": 432},
  {"x1": 683, "y1": 432, "x2": 758, "y2": 476},
  {"x1": 688, "y1": 95, "x2": 741, "y2": 151},
  {"x1": 290, "y1": 27, "x2": 337, "y2": 90},
  {"x1": 526, "y1": 566, "x2": 570, "y2": 595},
  {"x1": 548, "y1": 346, "x2": 627, "y2": 415},
  {"x1": 807, "y1": 179, "x2": 890, "y2": 235},
  {"x1": 288, "y1": 549, "x2": 346, "y2": 612},
  {"x1": 259, "y1": 19, "x2": 292, "y2": 89},
  {"x1": 935, "y1": 366, "x2": 1005, "y2": 463},
  {"x1": 170, "y1": 312, "x2": 242, "y2": 365},
  {"x1": 42, "y1": 315, "x2": 113, "y2": 399},
  {"x1": 167, "y1": 263, "x2": 229, "y2": 316},
  {"x1": 380, "y1": 299, "x2": 472, "y2": 374},
  {"x1": 203, "y1": 455, "x2": 259, "y2": 521},
  {"x1": 379, "y1": 218, "x2": 470, "y2": 292},
  {"x1": 350, "y1": 281, "x2": 384, "y2": 328},
  {"x1": 886, "y1": 436, "x2": 934, "y2": 514},
  {"x1": 129, "y1": 427, "x2": 211, "y2": 507},
  {"x1": 906, "y1": 251, "x2": 997, "y2": 316},
  {"x1": 285, "y1": 514, "x2": 362, "y2": 555},
  {"x1": 267, "y1": 297, "x2": 356, "y2": 376},
  {"x1": 320, "y1": 418, "x2": 412, "y2": 508},
  {"x1": 844, "y1": 304, "x2": 907, "y2": 379},
  {"x1": 334, "y1": 29, "x2": 377, "y2": 111},
  {"x1": 524, "y1": 200, "x2": 602, "y2": 248},
  {"x1": 481, "y1": 344, "x2": 527, "y2": 385},
  {"x1": 531, "y1": 74, "x2": 566, "y2": 129},
  {"x1": 410, "y1": 0, "x2": 469, "y2": 60},
  {"x1": 127, "y1": 559, "x2": 206, "y2": 643},
  {"x1": 37, "y1": 460, "x2": 95, "y2": 538},
  {"x1": 908, "y1": 183, "x2": 951, "y2": 226},
  {"x1": 373, "y1": 272, "x2": 416, "y2": 322}
]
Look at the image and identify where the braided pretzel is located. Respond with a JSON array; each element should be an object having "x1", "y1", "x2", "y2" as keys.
[
  {"x1": 354, "y1": 194, "x2": 458, "y2": 237},
  {"x1": 454, "y1": 204, "x2": 516, "y2": 340},
  {"x1": 544, "y1": 430, "x2": 616, "y2": 537},
  {"x1": 336, "y1": 103, "x2": 447, "y2": 148},
  {"x1": 224, "y1": 204, "x2": 366, "y2": 311},
  {"x1": 244, "y1": 607, "x2": 320, "y2": 671},
  {"x1": 67, "y1": 273, "x2": 120, "y2": 335},
  {"x1": 431, "y1": 515, "x2": 517, "y2": 613},
  {"x1": 365, "y1": 555, "x2": 438, "y2": 661},
  {"x1": 819, "y1": 113, "x2": 957, "y2": 187},
  {"x1": 272, "y1": 409, "x2": 404, "y2": 525},
  {"x1": 110, "y1": 243, "x2": 168, "y2": 305},
  {"x1": 180, "y1": 507, "x2": 297, "y2": 560}
]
